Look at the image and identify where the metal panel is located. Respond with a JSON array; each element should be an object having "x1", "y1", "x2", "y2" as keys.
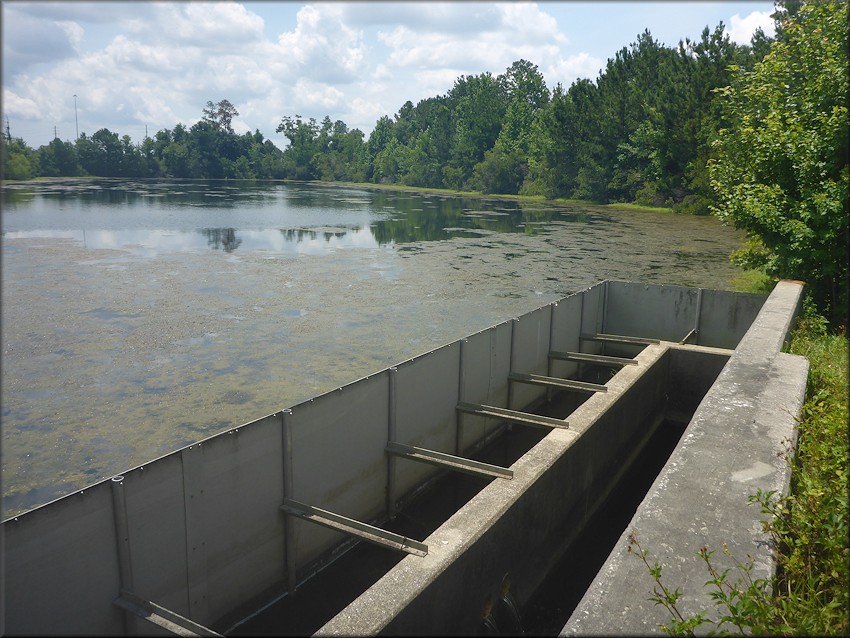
[
  {"x1": 287, "y1": 372, "x2": 390, "y2": 569},
  {"x1": 2, "y1": 482, "x2": 124, "y2": 635},
  {"x1": 508, "y1": 307, "x2": 552, "y2": 410},
  {"x1": 549, "y1": 294, "x2": 583, "y2": 381},
  {"x1": 392, "y1": 342, "x2": 461, "y2": 499},
  {"x1": 123, "y1": 453, "x2": 191, "y2": 620},
  {"x1": 182, "y1": 415, "x2": 286, "y2": 626},
  {"x1": 457, "y1": 321, "x2": 513, "y2": 452},
  {"x1": 698, "y1": 289, "x2": 767, "y2": 349},
  {"x1": 182, "y1": 444, "x2": 210, "y2": 622},
  {"x1": 580, "y1": 283, "x2": 604, "y2": 356},
  {"x1": 604, "y1": 281, "x2": 697, "y2": 343}
]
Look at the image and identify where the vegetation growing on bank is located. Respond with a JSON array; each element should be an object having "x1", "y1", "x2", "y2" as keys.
[
  {"x1": 623, "y1": 2, "x2": 848, "y2": 632},
  {"x1": 629, "y1": 307, "x2": 849, "y2": 635}
]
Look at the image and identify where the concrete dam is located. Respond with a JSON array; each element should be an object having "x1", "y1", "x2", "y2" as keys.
[{"x1": 0, "y1": 279, "x2": 807, "y2": 635}]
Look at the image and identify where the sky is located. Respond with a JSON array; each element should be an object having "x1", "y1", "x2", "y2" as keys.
[{"x1": 2, "y1": 1, "x2": 777, "y2": 151}]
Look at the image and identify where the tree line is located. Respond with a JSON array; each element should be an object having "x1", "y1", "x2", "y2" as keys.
[
  {"x1": 2, "y1": 0, "x2": 846, "y2": 319},
  {"x1": 3, "y1": 20, "x2": 769, "y2": 211}
]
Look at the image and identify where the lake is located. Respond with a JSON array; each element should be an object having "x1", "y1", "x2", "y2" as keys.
[{"x1": 1, "y1": 178, "x2": 746, "y2": 518}]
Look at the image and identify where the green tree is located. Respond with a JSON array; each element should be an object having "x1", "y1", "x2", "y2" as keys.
[
  {"x1": 276, "y1": 114, "x2": 320, "y2": 180},
  {"x1": 709, "y1": 0, "x2": 849, "y2": 321},
  {"x1": 446, "y1": 72, "x2": 506, "y2": 189},
  {"x1": 496, "y1": 59, "x2": 550, "y2": 156},
  {"x1": 202, "y1": 99, "x2": 240, "y2": 134},
  {"x1": 37, "y1": 138, "x2": 79, "y2": 176},
  {"x1": 2, "y1": 137, "x2": 37, "y2": 179}
]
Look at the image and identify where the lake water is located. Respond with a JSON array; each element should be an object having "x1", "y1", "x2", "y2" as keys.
[{"x1": 1, "y1": 178, "x2": 746, "y2": 518}]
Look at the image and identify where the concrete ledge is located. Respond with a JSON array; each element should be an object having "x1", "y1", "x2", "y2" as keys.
[
  {"x1": 562, "y1": 281, "x2": 807, "y2": 635},
  {"x1": 317, "y1": 342, "x2": 676, "y2": 635}
]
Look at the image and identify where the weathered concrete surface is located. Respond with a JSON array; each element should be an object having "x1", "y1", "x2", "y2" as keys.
[
  {"x1": 316, "y1": 342, "x2": 675, "y2": 635},
  {"x1": 562, "y1": 281, "x2": 807, "y2": 635}
]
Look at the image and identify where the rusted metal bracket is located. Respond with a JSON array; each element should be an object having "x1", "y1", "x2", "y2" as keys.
[
  {"x1": 456, "y1": 402, "x2": 570, "y2": 430},
  {"x1": 386, "y1": 441, "x2": 513, "y2": 479},
  {"x1": 113, "y1": 589, "x2": 222, "y2": 637},
  {"x1": 508, "y1": 372, "x2": 607, "y2": 393},
  {"x1": 281, "y1": 498, "x2": 428, "y2": 557},
  {"x1": 549, "y1": 350, "x2": 638, "y2": 366},
  {"x1": 581, "y1": 333, "x2": 660, "y2": 345}
]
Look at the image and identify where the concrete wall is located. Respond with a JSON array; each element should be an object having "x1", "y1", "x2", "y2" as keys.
[
  {"x1": 316, "y1": 343, "x2": 710, "y2": 635},
  {"x1": 0, "y1": 281, "x2": 770, "y2": 635},
  {"x1": 562, "y1": 281, "x2": 807, "y2": 635}
]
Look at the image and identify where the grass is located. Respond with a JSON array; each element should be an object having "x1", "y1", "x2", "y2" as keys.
[{"x1": 629, "y1": 297, "x2": 849, "y2": 635}]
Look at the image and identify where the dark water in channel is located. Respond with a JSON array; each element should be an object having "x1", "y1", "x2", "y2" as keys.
[{"x1": 1, "y1": 179, "x2": 744, "y2": 518}]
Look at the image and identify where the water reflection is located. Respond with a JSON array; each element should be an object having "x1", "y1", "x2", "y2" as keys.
[
  {"x1": 203, "y1": 228, "x2": 242, "y2": 252},
  {"x1": 1, "y1": 178, "x2": 605, "y2": 255}
]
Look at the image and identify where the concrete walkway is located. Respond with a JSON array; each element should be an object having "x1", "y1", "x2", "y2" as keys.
[{"x1": 562, "y1": 280, "x2": 807, "y2": 635}]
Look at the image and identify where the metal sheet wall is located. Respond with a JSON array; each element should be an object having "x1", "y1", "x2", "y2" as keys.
[
  {"x1": 182, "y1": 415, "x2": 285, "y2": 622},
  {"x1": 604, "y1": 282, "x2": 767, "y2": 349},
  {"x1": 3, "y1": 280, "x2": 663, "y2": 634},
  {"x1": 698, "y1": 289, "x2": 766, "y2": 348},
  {"x1": 581, "y1": 283, "x2": 604, "y2": 354},
  {"x1": 2, "y1": 481, "x2": 124, "y2": 635},
  {"x1": 287, "y1": 373, "x2": 390, "y2": 570},
  {"x1": 457, "y1": 321, "x2": 513, "y2": 452},
  {"x1": 549, "y1": 295, "x2": 583, "y2": 380},
  {"x1": 122, "y1": 453, "x2": 191, "y2": 620},
  {"x1": 604, "y1": 282, "x2": 698, "y2": 343},
  {"x1": 392, "y1": 342, "x2": 461, "y2": 499},
  {"x1": 507, "y1": 306, "x2": 552, "y2": 410}
]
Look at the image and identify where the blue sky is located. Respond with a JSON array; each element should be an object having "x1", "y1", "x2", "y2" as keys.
[{"x1": 2, "y1": 1, "x2": 776, "y2": 151}]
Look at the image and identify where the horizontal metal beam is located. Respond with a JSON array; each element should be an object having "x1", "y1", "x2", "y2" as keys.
[
  {"x1": 281, "y1": 498, "x2": 428, "y2": 557},
  {"x1": 113, "y1": 590, "x2": 222, "y2": 637},
  {"x1": 580, "y1": 332, "x2": 660, "y2": 345},
  {"x1": 508, "y1": 372, "x2": 607, "y2": 393},
  {"x1": 456, "y1": 402, "x2": 570, "y2": 430},
  {"x1": 549, "y1": 350, "x2": 638, "y2": 366},
  {"x1": 386, "y1": 441, "x2": 513, "y2": 479}
]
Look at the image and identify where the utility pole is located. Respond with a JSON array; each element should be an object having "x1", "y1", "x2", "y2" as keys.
[
  {"x1": 74, "y1": 94, "x2": 79, "y2": 140},
  {"x1": 54, "y1": 125, "x2": 57, "y2": 139},
  {"x1": 5, "y1": 116, "x2": 10, "y2": 141}
]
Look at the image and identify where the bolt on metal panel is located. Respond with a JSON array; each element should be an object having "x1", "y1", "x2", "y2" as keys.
[
  {"x1": 508, "y1": 306, "x2": 553, "y2": 410},
  {"x1": 122, "y1": 452, "x2": 192, "y2": 623},
  {"x1": 1, "y1": 480, "x2": 124, "y2": 635},
  {"x1": 287, "y1": 372, "x2": 390, "y2": 567},
  {"x1": 549, "y1": 293, "x2": 583, "y2": 382},
  {"x1": 183, "y1": 415, "x2": 286, "y2": 625},
  {"x1": 392, "y1": 341, "x2": 462, "y2": 501}
]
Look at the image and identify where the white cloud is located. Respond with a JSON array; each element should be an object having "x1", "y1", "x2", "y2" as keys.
[
  {"x1": 155, "y1": 2, "x2": 265, "y2": 46},
  {"x1": 499, "y1": 2, "x2": 567, "y2": 44},
  {"x1": 1, "y1": 1, "x2": 779, "y2": 149},
  {"x1": 545, "y1": 52, "x2": 604, "y2": 87},
  {"x1": 2, "y1": 89, "x2": 43, "y2": 120},
  {"x1": 275, "y1": 4, "x2": 368, "y2": 83},
  {"x1": 292, "y1": 79, "x2": 346, "y2": 111},
  {"x1": 54, "y1": 20, "x2": 85, "y2": 52},
  {"x1": 727, "y1": 10, "x2": 775, "y2": 44}
]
